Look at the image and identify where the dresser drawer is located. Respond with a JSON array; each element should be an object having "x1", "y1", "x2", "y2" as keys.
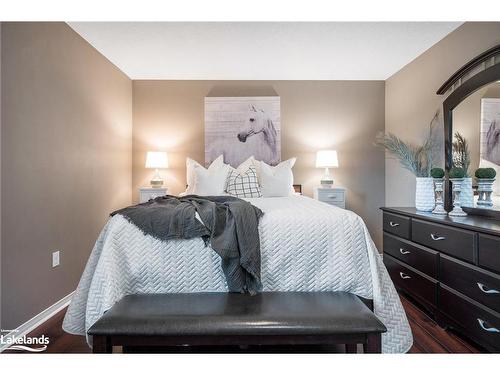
[
  {"x1": 479, "y1": 234, "x2": 500, "y2": 274},
  {"x1": 383, "y1": 233, "x2": 438, "y2": 278},
  {"x1": 384, "y1": 255, "x2": 437, "y2": 308},
  {"x1": 383, "y1": 213, "x2": 411, "y2": 239},
  {"x1": 140, "y1": 192, "x2": 161, "y2": 202},
  {"x1": 316, "y1": 189, "x2": 344, "y2": 203},
  {"x1": 139, "y1": 188, "x2": 168, "y2": 203},
  {"x1": 411, "y1": 219, "x2": 475, "y2": 263},
  {"x1": 323, "y1": 201, "x2": 346, "y2": 209},
  {"x1": 440, "y1": 285, "x2": 500, "y2": 352},
  {"x1": 440, "y1": 254, "x2": 500, "y2": 313}
]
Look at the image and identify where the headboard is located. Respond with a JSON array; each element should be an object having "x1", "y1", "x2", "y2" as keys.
[{"x1": 293, "y1": 184, "x2": 302, "y2": 194}]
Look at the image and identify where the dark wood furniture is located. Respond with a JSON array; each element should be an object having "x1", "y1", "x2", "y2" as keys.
[
  {"x1": 436, "y1": 44, "x2": 500, "y2": 95},
  {"x1": 437, "y1": 44, "x2": 500, "y2": 218},
  {"x1": 88, "y1": 292, "x2": 386, "y2": 354},
  {"x1": 382, "y1": 207, "x2": 500, "y2": 352}
]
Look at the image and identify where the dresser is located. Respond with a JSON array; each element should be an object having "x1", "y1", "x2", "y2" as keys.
[
  {"x1": 381, "y1": 207, "x2": 500, "y2": 352},
  {"x1": 139, "y1": 187, "x2": 168, "y2": 203},
  {"x1": 313, "y1": 186, "x2": 346, "y2": 209}
]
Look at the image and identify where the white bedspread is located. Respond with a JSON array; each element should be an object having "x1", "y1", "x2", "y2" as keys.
[{"x1": 63, "y1": 195, "x2": 412, "y2": 353}]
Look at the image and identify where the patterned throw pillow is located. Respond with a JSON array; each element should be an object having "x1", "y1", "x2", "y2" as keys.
[{"x1": 226, "y1": 166, "x2": 262, "y2": 198}]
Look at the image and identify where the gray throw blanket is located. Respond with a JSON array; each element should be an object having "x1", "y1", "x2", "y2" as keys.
[{"x1": 111, "y1": 195, "x2": 264, "y2": 294}]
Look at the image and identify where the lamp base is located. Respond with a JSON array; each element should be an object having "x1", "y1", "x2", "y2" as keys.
[
  {"x1": 320, "y1": 178, "x2": 334, "y2": 187},
  {"x1": 150, "y1": 179, "x2": 164, "y2": 188},
  {"x1": 150, "y1": 168, "x2": 164, "y2": 188},
  {"x1": 320, "y1": 167, "x2": 335, "y2": 187}
]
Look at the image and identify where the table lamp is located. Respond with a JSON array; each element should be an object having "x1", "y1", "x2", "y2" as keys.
[
  {"x1": 316, "y1": 150, "x2": 339, "y2": 187},
  {"x1": 145, "y1": 151, "x2": 169, "y2": 187}
]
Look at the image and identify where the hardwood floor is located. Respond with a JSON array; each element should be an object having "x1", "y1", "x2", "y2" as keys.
[
  {"x1": 3, "y1": 293, "x2": 484, "y2": 354},
  {"x1": 401, "y1": 294, "x2": 482, "y2": 353}
]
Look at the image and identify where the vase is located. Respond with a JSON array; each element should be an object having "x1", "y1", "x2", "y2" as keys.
[
  {"x1": 477, "y1": 178, "x2": 496, "y2": 207},
  {"x1": 415, "y1": 177, "x2": 435, "y2": 212},
  {"x1": 449, "y1": 178, "x2": 467, "y2": 217},
  {"x1": 432, "y1": 178, "x2": 447, "y2": 215},
  {"x1": 460, "y1": 177, "x2": 474, "y2": 208}
]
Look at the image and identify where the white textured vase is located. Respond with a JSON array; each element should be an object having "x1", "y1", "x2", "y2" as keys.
[
  {"x1": 460, "y1": 177, "x2": 474, "y2": 208},
  {"x1": 415, "y1": 177, "x2": 435, "y2": 212}
]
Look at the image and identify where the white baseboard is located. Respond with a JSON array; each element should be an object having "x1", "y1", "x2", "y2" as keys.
[{"x1": 0, "y1": 290, "x2": 74, "y2": 352}]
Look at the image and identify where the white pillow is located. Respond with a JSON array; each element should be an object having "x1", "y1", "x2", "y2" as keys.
[
  {"x1": 186, "y1": 155, "x2": 224, "y2": 194},
  {"x1": 235, "y1": 156, "x2": 256, "y2": 174},
  {"x1": 259, "y1": 158, "x2": 296, "y2": 197},
  {"x1": 192, "y1": 163, "x2": 229, "y2": 196},
  {"x1": 226, "y1": 166, "x2": 262, "y2": 198},
  {"x1": 225, "y1": 157, "x2": 255, "y2": 191}
]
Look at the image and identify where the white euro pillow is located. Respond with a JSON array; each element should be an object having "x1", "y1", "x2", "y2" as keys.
[
  {"x1": 192, "y1": 163, "x2": 229, "y2": 196},
  {"x1": 235, "y1": 156, "x2": 257, "y2": 174},
  {"x1": 259, "y1": 158, "x2": 297, "y2": 197},
  {"x1": 186, "y1": 155, "x2": 225, "y2": 194}
]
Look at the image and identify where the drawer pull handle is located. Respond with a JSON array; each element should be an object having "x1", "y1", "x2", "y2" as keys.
[
  {"x1": 389, "y1": 222, "x2": 399, "y2": 227},
  {"x1": 477, "y1": 283, "x2": 500, "y2": 294},
  {"x1": 430, "y1": 233, "x2": 446, "y2": 241},
  {"x1": 327, "y1": 194, "x2": 337, "y2": 198},
  {"x1": 399, "y1": 272, "x2": 411, "y2": 280},
  {"x1": 477, "y1": 318, "x2": 500, "y2": 333},
  {"x1": 399, "y1": 248, "x2": 411, "y2": 255}
]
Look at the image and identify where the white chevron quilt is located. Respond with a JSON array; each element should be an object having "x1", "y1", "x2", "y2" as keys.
[{"x1": 63, "y1": 195, "x2": 412, "y2": 353}]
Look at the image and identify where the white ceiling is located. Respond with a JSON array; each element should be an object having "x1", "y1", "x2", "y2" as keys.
[{"x1": 68, "y1": 22, "x2": 461, "y2": 80}]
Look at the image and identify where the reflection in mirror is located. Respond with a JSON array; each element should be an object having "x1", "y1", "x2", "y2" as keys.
[{"x1": 453, "y1": 81, "x2": 500, "y2": 210}]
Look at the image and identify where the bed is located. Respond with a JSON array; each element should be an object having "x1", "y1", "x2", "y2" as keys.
[{"x1": 62, "y1": 194, "x2": 413, "y2": 353}]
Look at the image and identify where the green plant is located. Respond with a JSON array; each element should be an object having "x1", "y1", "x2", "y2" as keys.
[
  {"x1": 475, "y1": 168, "x2": 497, "y2": 179},
  {"x1": 375, "y1": 111, "x2": 440, "y2": 177},
  {"x1": 452, "y1": 132, "x2": 471, "y2": 177},
  {"x1": 449, "y1": 166, "x2": 466, "y2": 179},
  {"x1": 430, "y1": 168, "x2": 445, "y2": 178}
]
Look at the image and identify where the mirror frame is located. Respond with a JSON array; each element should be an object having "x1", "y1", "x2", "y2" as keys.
[{"x1": 441, "y1": 46, "x2": 500, "y2": 219}]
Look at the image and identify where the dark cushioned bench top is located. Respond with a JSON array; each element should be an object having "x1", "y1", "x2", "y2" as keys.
[{"x1": 88, "y1": 292, "x2": 386, "y2": 337}]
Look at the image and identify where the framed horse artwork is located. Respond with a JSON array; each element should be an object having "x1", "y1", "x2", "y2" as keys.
[
  {"x1": 204, "y1": 96, "x2": 281, "y2": 167},
  {"x1": 480, "y1": 98, "x2": 500, "y2": 167}
]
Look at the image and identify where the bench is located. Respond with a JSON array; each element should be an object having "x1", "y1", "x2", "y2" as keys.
[{"x1": 88, "y1": 292, "x2": 386, "y2": 353}]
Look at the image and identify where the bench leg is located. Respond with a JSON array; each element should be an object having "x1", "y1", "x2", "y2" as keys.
[
  {"x1": 363, "y1": 333, "x2": 381, "y2": 353},
  {"x1": 345, "y1": 344, "x2": 358, "y2": 353},
  {"x1": 93, "y1": 335, "x2": 112, "y2": 353}
]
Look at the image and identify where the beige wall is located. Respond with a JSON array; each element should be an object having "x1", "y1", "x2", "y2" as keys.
[
  {"x1": 133, "y1": 80, "x2": 385, "y2": 247},
  {"x1": 1, "y1": 23, "x2": 133, "y2": 329},
  {"x1": 385, "y1": 22, "x2": 500, "y2": 206}
]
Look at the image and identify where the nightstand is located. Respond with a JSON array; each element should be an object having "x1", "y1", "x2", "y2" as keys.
[
  {"x1": 313, "y1": 186, "x2": 346, "y2": 209},
  {"x1": 139, "y1": 187, "x2": 168, "y2": 203}
]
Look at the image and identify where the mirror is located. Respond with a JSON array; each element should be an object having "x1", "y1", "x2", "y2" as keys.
[
  {"x1": 452, "y1": 81, "x2": 500, "y2": 211},
  {"x1": 441, "y1": 44, "x2": 500, "y2": 218}
]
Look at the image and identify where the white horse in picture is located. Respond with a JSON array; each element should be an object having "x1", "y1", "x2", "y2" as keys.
[
  {"x1": 206, "y1": 104, "x2": 280, "y2": 167},
  {"x1": 485, "y1": 119, "x2": 500, "y2": 165}
]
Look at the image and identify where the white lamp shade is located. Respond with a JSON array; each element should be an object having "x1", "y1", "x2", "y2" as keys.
[
  {"x1": 316, "y1": 150, "x2": 339, "y2": 168},
  {"x1": 145, "y1": 151, "x2": 169, "y2": 169}
]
